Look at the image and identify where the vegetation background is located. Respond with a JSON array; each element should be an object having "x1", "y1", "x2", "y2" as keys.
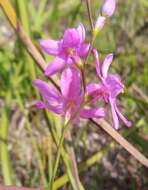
[{"x1": 0, "y1": 0, "x2": 148, "y2": 189}]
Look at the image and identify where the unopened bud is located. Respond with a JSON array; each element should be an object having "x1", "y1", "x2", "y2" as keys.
[
  {"x1": 102, "y1": 0, "x2": 116, "y2": 17},
  {"x1": 94, "y1": 16, "x2": 106, "y2": 36}
]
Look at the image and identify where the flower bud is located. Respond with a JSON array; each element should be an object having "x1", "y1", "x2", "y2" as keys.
[
  {"x1": 94, "y1": 16, "x2": 106, "y2": 36},
  {"x1": 102, "y1": 0, "x2": 116, "y2": 17}
]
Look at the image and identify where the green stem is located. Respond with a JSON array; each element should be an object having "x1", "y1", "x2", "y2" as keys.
[
  {"x1": 82, "y1": 35, "x2": 96, "y2": 92},
  {"x1": 81, "y1": 0, "x2": 96, "y2": 92},
  {"x1": 66, "y1": 130, "x2": 85, "y2": 190},
  {"x1": 0, "y1": 109, "x2": 13, "y2": 185},
  {"x1": 16, "y1": 0, "x2": 38, "y2": 95},
  {"x1": 48, "y1": 135, "x2": 53, "y2": 183},
  {"x1": 50, "y1": 121, "x2": 70, "y2": 190},
  {"x1": 49, "y1": 104, "x2": 87, "y2": 189},
  {"x1": 15, "y1": 0, "x2": 30, "y2": 34},
  {"x1": 45, "y1": 111, "x2": 79, "y2": 190}
]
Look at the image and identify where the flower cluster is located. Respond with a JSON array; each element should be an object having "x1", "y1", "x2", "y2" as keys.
[{"x1": 33, "y1": 0, "x2": 132, "y2": 129}]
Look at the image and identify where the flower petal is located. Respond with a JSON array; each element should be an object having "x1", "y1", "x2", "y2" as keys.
[
  {"x1": 33, "y1": 79, "x2": 61, "y2": 102},
  {"x1": 40, "y1": 39, "x2": 60, "y2": 56},
  {"x1": 102, "y1": 53, "x2": 113, "y2": 78},
  {"x1": 114, "y1": 102, "x2": 132, "y2": 128},
  {"x1": 47, "y1": 104, "x2": 62, "y2": 114},
  {"x1": 86, "y1": 83, "x2": 103, "y2": 102},
  {"x1": 80, "y1": 107, "x2": 105, "y2": 118},
  {"x1": 77, "y1": 23, "x2": 85, "y2": 43},
  {"x1": 78, "y1": 43, "x2": 90, "y2": 57},
  {"x1": 61, "y1": 67, "x2": 81, "y2": 101},
  {"x1": 35, "y1": 101, "x2": 62, "y2": 114},
  {"x1": 93, "y1": 49, "x2": 102, "y2": 78},
  {"x1": 66, "y1": 57, "x2": 73, "y2": 65},
  {"x1": 109, "y1": 98, "x2": 119, "y2": 130},
  {"x1": 86, "y1": 83, "x2": 102, "y2": 94},
  {"x1": 102, "y1": 0, "x2": 116, "y2": 17},
  {"x1": 36, "y1": 101, "x2": 47, "y2": 109},
  {"x1": 62, "y1": 28, "x2": 80, "y2": 48},
  {"x1": 105, "y1": 74, "x2": 124, "y2": 98},
  {"x1": 45, "y1": 57, "x2": 65, "y2": 76}
]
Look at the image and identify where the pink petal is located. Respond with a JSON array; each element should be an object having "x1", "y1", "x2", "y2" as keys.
[
  {"x1": 86, "y1": 83, "x2": 103, "y2": 102},
  {"x1": 105, "y1": 74, "x2": 123, "y2": 98},
  {"x1": 47, "y1": 104, "x2": 62, "y2": 114},
  {"x1": 36, "y1": 101, "x2": 62, "y2": 114},
  {"x1": 102, "y1": 53, "x2": 113, "y2": 78},
  {"x1": 45, "y1": 57, "x2": 65, "y2": 76},
  {"x1": 114, "y1": 102, "x2": 132, "y2": 128},
  {"x1": 78, "y1": 43, "x2": 90, "y2": 57},
  {"x1": 33, "y1": 80, "x2": 63, "y2": 114},
  {"x1": 62, "y1": 28, "x2": 80, "y2": 48},
  {"x1": 109, "y1": 98, "x2": 119, "y2": 130},
  {"x1": 66, "y1": 57, "x2": 73, "y2": 65},
  {"x1": 80, "y1": 107, "x2": 105, "y2": 118},
  {"x1": 93, "y1": 49, "x2": 102, "y2": 78},
  {"x1": 33, "y1": 79, "x2": 61, "y2": 102},
  {"x1": 61, "y1": 67, "x2": 81, "y2": 101},
  {"x1": 102, "y1": 0, "x2": 116, "y2": 17},
  {"x1": 40, "y1": 39, "x2": 60, "y2": 56},
  {"x1": 36, "y1": 101, "x2": 47, "y2": 109},
  {"x1": 86, "y1": 83, "x2": 102, "y2": 94},
  {"x1": 77, "y1": 23, "x2": 85, "y2": 43}
]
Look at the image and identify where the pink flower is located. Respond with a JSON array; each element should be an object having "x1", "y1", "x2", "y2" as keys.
[
  {"x1": 33, "y1": 67, "x2": 105, "y2": 124},
  {"x1": 102, "y1": 0, "x2": 116, "y2": 17},
  {"x1": 87, "y1": 49, "x2": 132, "y2": 129},
  {"x1": 94, "y1": 0, "x2": 116, "y2": 34},
  {"x1": 40, "y1": 24, "x2": 90, "y2": 76}
]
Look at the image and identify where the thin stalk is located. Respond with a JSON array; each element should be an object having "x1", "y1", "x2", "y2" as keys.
[
  {"x1": 49, "y1": 105, "x2": 86, "y2": 190},
  {"x1": 84, "y1": 35, "x2": 96, "y2": 68},
  {"x1": 34, "y1": 0, "x2": 49, "y2": 31},
  {"x1": 85, "y1": 0, "x2": 94, "y2": 31},
  {"x1": 82, "y1": 35, "x2": 96, "y2": 92},
  {"x1": 82, "y1": 0, "x2": 98, "y2": 92},
  {"x1": 37, "y1": 0, "x2": 48, "y2": 18},
  {"x1": 49, "y1": 121, "x2": 70, "y2": 190},
  {"x1": 0, "y1": 109, "x2": 13, "y2": 185},
  {"x1": 80, "y1": 67, "x2": 86, "y2": 93},
  {"x1": 16, "y1": 0, "x2": 30, "y2": 34},
  {"x1": 48, "y1": 135, "x2": 53, "y2": 183},
  {"x1": 66, "y1": 131, "x2": 85, "y2": 190},
  {"x1": 16, "y1": 0, "x2": 38, "y2": 95},
  {"x1": 45, "y1": 111, "x2": 79, "y2": 190}
]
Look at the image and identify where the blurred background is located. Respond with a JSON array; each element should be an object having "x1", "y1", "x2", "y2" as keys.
[{"x1": 0, "y1": 0, "x2": 148, "y2": 189}]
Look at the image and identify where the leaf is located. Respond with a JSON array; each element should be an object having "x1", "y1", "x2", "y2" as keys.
[{"x1": 0, "y1": 0, "x2": 17, "y2": 29}]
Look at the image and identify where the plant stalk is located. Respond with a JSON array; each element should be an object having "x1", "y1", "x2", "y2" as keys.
[{"x1": 49, "y1": 121, "x2": 70, "y2": 190}]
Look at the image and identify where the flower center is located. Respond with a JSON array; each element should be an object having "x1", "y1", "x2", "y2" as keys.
[
  {"x1": 67, "y1": 48, "x2": 74, "y2": 55},
  {"x1": 67, "y1": 100, "x2": 75, "y2": 110}
]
